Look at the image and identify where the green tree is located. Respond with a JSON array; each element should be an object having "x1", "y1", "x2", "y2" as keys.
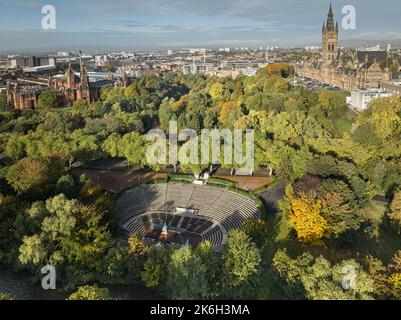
[
  {"x1": 126, "y1": 234, "x2": 148, "y2": 278},
  {"x1": 223, "y1": 229, "x2": 261, "y2": 287},
  {"x1": 363, "y1": 255, "x2": 392, "y2": 299},
  {"x1": 389, "y1": 190, "x2": 401, "y2": 234},
  {"x1": 0, "y1": 93, "x2": 8, "y2": 111},
  {"x1": 55, "y1": 175, "x2": 78, "y2": 199},
  {"x1": 18, "y1": 195, "x2": 113, "y2": 287},
  {"x1": 71, "y1": 99, "x2": 89, "y2": 117},
  {"x1": 60, "y1": 204, "x2": 111, "y2": 271},
  {"x1": 19, "y1": 234, "x2": 48, "y2": 265},
  {"x1": 158, "y1": 98, "x2": 174, "y2": 130},
  {"x1": 41, "y1": 195, "x2": 80, "y2": 240},
  {"x1": 318, "y1": 91, "x2": 347, "y2": 116},
  {"x1": 141, "y1": 245, "x2": 170, "y2": 288},
  {"x1": 0, "y1": 195, "x2": 26, "y2": 263},
  {"x1": 37, "y1": 91, "x2": 58, "y2": 110},
  {"x1": 104, "y1": 245, "x2": 131, "y2": 280},
  {"x1": 6, "y1": 134, "x2": 27, "y2": 160},
  {"x1": 317, "y1": 179, "x2": 362, "y2": 237},
  {"x1": 67, "y1": 285, "x2": 112, "y2": 300},
  {"x1": 121, "y1": 131, "x2": 145, "y2": 166},
  {"x1": 102, "y1": 133, "x2": 122, "y2": 158},
  {"x1": 242, "y1": 218, "x2": 269, "y2": 249},
  {"x1": 5, "y1": 155, "x2": 64, "y2": 196},
  {"x1": 14, "y1": 200, "x2": 47, "y2": 238},
  {"x1": 272, "y1": 249, "x2": 374, "y2": 300},
  {"x1": 194, "y1": 241, "x2": 221, "y2": 296},
  {"x1": 166, "y1": 246, "x2": 210, "y2": 300},
  {"x1": 0, "y1": 292, "x2": 15, "y2": 300}
]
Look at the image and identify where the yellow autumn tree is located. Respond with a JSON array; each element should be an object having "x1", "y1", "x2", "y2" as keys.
[
  {"x1": 389, "y1": 273, "x2": 401, "y2": 291},
  {"x1": 172, "y1": 94, "x2": 188, "y2": 112},
  {"x1": 370, "y1": 97, "x2": 401, "y2": 139},
  {"x1": 219, "y1": 101, "x2": 239, "y2": 126},
  {"x1": 209, "y1": 82, "x2": 225, "y2": 100},
  {"x1": 288, "y1": 192, "x2": 328, "y2": 244},
  {"x1": 128, "y1": 234, "x2": 148, "y2": 256},
  {"x1": 266, "y1": 63, "x2": 293, "y2": 77},
  {"x1": 234, "y1": 116, "x2": 248, "y2": 130},
  {"x1": 124, "y1": 84, "x2": 138, "y2": 98}
]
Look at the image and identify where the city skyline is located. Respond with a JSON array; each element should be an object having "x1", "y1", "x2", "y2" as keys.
[{"x1": 1, "y1": 0, "x2": 401, "y2": 53}]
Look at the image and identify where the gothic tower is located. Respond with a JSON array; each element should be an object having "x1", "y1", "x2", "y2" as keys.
[
  {"x1": 66, "y1": 64, "x2": 75, "y2": 90},
  {"x1": 78, "y1": 51, "x2": 90, "y2": 101},
  {"x1": 322, "y1": 3, "x2": 338, "y2": 64}
]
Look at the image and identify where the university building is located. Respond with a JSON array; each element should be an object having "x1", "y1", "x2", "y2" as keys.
[
  {"x1": 295, "y1": 4, "x2": 400, "y2": 91},
  {"x1": 6, "y1": 55, "x2": 127, "y2": 111}
]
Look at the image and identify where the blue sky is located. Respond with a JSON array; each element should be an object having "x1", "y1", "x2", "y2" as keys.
[{"x1": 0, "y1": 0, "x2": 400, "y2": 52}]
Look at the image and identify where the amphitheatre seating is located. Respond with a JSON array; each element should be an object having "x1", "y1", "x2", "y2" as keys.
[
  {"x1": 179, "y1": 217, "x2": 213, "y2": 234},
  {"x1": 116, "y1": 183, "x2": 260, "y2": 247},
  {"x1": 116, "y1": 188, "x2": 148, "y2": 224},
  {"x1": 166, "y1": 214, "x2": 181, "y2": 228},
  {"x1": 143, "y1": 185, "x2": 167, "y2": 211},
  {"x1": 187, "y1": 187, "x2": 224, "y2": 211},
  {"x1": 180, "y1": 217, "x2": 192, "y2": 230},
  {"x1": 151, "y1": 212, "x2": 166, "y2": 225},
  {"x1": 189, "y1": 219, "x2": 213, "y2": 234},
  {"x1": 165, "y1": 184, "x2": 194, "y2": 209},
  {"x1": 220, "y1": 209, "x2": 246, "y2": 230},
  {"x1": 123, "y1": 215, "x2": 152, "y2": 237},
  {"x1": 202, "y1": 226, "x2": 224, "y2": 246},
  {"x1": 142, "y1": 215, "x2": 152, "y2": 230}
]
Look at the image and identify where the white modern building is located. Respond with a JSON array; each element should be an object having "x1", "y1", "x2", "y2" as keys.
[
  {"x1": 240, "y1": 67, "x2": 258, "y2": 77},
  {"x1": 22, "y1": 65, "x2": 56, "y2": 73},
  {"x1": 182, "y1": 62, "x2": 215, "y2": 75},
  {"x1": 188, "y1": 48, "x2": 206, "y2": 54},
  {"x1": 350, "y1": 89, "x2": 392, "y2": 112},
  {"x1": 95, "y1": 55, "x2": 113, "y2": 67}
]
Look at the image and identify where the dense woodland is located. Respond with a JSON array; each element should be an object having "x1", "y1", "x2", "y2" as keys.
[{"x1": 1, "y1": 63, "x2": 401, "y2": 300}]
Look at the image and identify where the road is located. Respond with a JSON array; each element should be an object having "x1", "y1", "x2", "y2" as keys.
[{"x1": 258, "y1": 182, "x2": 287, "y2": 214}]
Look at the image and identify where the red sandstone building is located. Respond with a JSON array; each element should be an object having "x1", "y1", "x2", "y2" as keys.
[{"x1": 6, "y1": 56, "x2": 122, "y2": 111}]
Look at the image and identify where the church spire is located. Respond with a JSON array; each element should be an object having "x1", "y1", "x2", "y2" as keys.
[
  {"x1": 77, "y1": 50, "x2": 90, "y2": 101},
  {"x1": 322, "y1": 3, "x2": 338, "y2": 65},
  {"x1": 79, "y1": 50, "x2": 83, "y2": 72},
  {"x1": 328, "y1": 3, "x2": 333, "y2": 17},
  {"x1": 326, "y1": 3, "x2": 335, "y2": 30},
  {"x1": 66, "y1": 63, "x2": 75, "y2": 89}
]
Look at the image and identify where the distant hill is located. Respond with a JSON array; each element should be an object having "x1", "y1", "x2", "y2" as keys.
[{"x1": 339, "y1": 39, "x2": 401, "y2": 49}]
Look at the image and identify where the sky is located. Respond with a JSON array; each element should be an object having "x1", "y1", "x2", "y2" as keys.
[{"x1": 0, "y1": 0, "x2": 400, "y2": 53}]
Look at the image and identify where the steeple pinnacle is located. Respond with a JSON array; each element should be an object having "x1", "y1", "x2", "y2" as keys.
[
  {"x1": 326, "y1": 3, "x2": 335, "y2": 30},
  {"x1": 322, "y1": 3, "x2": 339, "y2": 64},
  {"x1": 328, "y1": 3, "x2": 333, "y2": 17}
]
